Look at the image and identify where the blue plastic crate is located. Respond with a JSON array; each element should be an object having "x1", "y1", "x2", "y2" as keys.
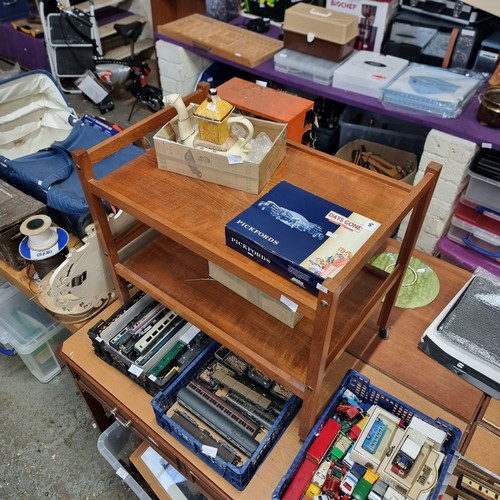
[
  {"x1": 151, "y1": 344, "x2": 302, "y2": 491},
  {"x1": 273, "y1": 369, "x2": 462, "y2": 500}
]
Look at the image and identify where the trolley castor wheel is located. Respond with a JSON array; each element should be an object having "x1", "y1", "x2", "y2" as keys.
[{"x1": 379, "y1": 327, "x2": 390, "y2": 339}]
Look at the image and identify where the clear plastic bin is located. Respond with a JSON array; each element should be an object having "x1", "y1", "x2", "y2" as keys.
[
  {"x1": 465, "y1": 169, "x2": 500, "y2": 213},
  {"x1": 274, "y1": 49, "x2": 339, "y2": 86},
  {"x1": 447, "y1": 203, "x2": 500, "y2": 261},
  {"x1": 0, "y1": 280, "x2": 71, "y2": 382},
  {"x1": 97, "y1": 421, "x2": 152, "y2": 500}
]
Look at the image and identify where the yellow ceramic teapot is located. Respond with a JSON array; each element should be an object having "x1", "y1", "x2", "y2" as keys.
[{"x1": 193, "y1": 88, "x2": 254, "y2": 150}]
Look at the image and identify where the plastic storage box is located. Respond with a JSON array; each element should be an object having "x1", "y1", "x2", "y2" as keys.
[
  {"x1": 273, "y1": 369, "x2": 461, "y2": 500},
  {"x1": 447, "y1": 202, "x2": 500, "y2": 261},
  {"x1": 0, "y1": 280, "x2": 71, "y2": 382},
  {"x1": 152, "y1": 342, "x2": 302, "y2": 490},
  {"x1": 464, "y1": 169, "x2": 500, "y2": 213},
  {"x1": 338, "y1": 106, "x2": 430, "y2": 158},
  {"x1": 274, "y1": 49, "x2": 340, "y2": 86},
  {"x1": 437, "y1": 236, "x2": 500, "y2": 278},
  {"x1": 97, "y1": 421, "x2": 152, "y2": 500}
]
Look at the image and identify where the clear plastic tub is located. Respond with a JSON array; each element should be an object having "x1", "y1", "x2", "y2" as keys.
[
  {"x1": 97, "y1": 421, "x2": 152, "y2": 500},
  {"x1": 465, "y1": 169, "x2": 500, "y2": 213},
  {"x1": 447, "y1": 203, "x2": 500, "y2": 261},
  {"x1": 0, "y1": 281, "x2": 71, "y2": 382},
  {"x1": 274, "y1": 49, "x2": 339, "y2": 86}
]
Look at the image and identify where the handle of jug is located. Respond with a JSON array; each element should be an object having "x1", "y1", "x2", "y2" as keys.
[{"x1": 228, "y1": 117, "x2": 254, "y2": 150}]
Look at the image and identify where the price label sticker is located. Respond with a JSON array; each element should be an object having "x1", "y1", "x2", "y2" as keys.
[
  {"x1": 228, "y1": 155, "x2": 243, "y2": 164},
  {"x1": 201, "y1": 445, "x2": 218, "y2": 458},
  {"x1": 128, "y1": 364, "x2": 143, "y2": 377},
  {"x1": 280, "y1": 295, "x2": 298, "y2": 312}
]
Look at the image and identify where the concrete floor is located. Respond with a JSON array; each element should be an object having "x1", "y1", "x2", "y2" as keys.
[{"x1": 0, "y1": 59, "x2": 162, "y2": 499}]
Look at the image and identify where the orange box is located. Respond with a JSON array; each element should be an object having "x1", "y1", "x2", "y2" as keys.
[{"x1": 217, "y1": 77, "x2": 314, "y2": 144}]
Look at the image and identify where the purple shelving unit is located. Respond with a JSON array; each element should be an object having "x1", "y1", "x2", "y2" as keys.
[{"x1": 156, "y1": 16, "x2": 500, "y2": 152}]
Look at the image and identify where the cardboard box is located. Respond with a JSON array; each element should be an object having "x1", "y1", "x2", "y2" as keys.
[
  {"x1": 326, "y1": 0, "x2": 399, "y2": 53},
  {"x1": 335, "y1": 140, "x2": 417, "y2": 186},
  {"x1": 208, "y1": 261, "x2": 303, "y2": 327},
  {"x1": 225, "y1": 181, "x2": 380, "y2": 295},
  {"x1": 283, "y1": 3, "x2": 358, "y2": 62},
  {"x1": 154, "y1": 110, "x2": 287, "y2": 194},
  {"x1": 0, "y1": 179, "x2": 46, "y2": 270}
]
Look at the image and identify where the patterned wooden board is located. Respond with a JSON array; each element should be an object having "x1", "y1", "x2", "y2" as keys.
[{"x1": 157, "y1": 14, "x2": 283, "y2": 68}]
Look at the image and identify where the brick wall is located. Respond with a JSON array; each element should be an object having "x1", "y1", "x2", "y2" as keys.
[{"x1": 397, "y1": 129, "x2": 479, "y2": 253}]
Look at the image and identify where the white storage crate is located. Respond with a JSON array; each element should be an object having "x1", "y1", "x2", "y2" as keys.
[
  {"x1": 98, "y1": 421, "x2": 152, "y2": 500},
  {"x1": 0, "y1": 280, "x2": 71, "y2": 382},
  {"x1": 274, "y1": 48, "x2": 340, "y2": 86}
]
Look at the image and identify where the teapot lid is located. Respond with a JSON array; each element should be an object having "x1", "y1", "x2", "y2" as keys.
[{"x1": 194, "y1": 89, "x2": 234, "y2": 123}]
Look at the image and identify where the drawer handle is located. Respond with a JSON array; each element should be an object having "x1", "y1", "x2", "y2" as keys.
[{"x1": 109, "y1": 407, "x2": 132, "y2": 428}]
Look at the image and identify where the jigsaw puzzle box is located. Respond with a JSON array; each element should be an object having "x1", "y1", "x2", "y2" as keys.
[{"x1": 225, "y1": 181, "x2": 380, "y2": 295}]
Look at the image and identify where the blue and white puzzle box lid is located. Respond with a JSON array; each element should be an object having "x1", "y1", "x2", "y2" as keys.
[{"x1": 225, "y1": 181, "x2": 380, "y2": 295}]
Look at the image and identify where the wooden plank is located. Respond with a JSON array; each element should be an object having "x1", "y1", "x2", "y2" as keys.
[
  {"x1": 463, "y1": 425, "x2": 500, "y2": 475},
  {"x1": 157, "y1": 14, "x2": 283, "y2": 68}
]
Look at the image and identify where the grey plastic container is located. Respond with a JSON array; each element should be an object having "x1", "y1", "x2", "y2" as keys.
[
  {"x1": 97, "y1": 421, "x2": 152, "y2": 500},
  {"x1": 274, "y1": 48, "x2": 339, "y2": 86}
]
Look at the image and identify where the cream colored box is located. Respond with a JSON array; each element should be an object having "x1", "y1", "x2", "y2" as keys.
[
  {"x1": 154, "y1": 111, "x2": 287, "y2": 194},
  {"x1": 283, "y1": 3, "x2": 358, "y2": 45},
  {"x1": 208, "y1": 262, "x2": 303, "y2": 328}
]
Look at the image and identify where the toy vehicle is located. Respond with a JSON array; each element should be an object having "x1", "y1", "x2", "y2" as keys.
[
  {"x1": 329, "y1": 432, "x2": 353, "y2": 461},
  {"x1": 352, "y1": 470, "x2": 380, "y2": 500},
  {"x1": 391, "y1": 435, "x2": 422, "y2": 478}
]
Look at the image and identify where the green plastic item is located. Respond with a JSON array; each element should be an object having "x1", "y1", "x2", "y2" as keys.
[{"x1": 369, "y1": 252, "x2": 440, "y2": 309}]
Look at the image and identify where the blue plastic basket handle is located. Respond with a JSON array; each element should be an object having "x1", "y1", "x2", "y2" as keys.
[
  {"x1": 463, "y1": 236, "x2": 500, "y2": 259},
  {"x1": 0, "y1": 346, "x2": 16, "y2": 356}
]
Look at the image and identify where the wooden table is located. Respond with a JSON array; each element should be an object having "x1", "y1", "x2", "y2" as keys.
[{"x1": 60, "y1": 242, "x2": 490, "y2": 498}]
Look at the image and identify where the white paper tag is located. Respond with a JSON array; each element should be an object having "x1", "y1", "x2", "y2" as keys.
[
  {"x1": 280, "y1": 295, "x2": 298, "y2": 312},
  {"x1": 201, "y1": 445, "x2": 218, "y2": 458},
  {"x1": 148, "y1": 374, "x2": 157, "y2": 382},
  {"x1": 180, "y1": 324, "x2": 201, "y2": 344},
  {"x1": 481, "y1": 142, "x2": 492, "y2": 149},
  {"x1": 256, "y1": 80, "x2": 268, "y2": 87},
  {"x1": 116, "y1": 467, "x2": 129, "y2": 480},
  {"x1": 228, "y1": 155, "x2": 244, "y2": 164},
  {"x1": 96, "y1": 336, "x2": 103, "y2": 343},
  {"x1": 316, "y1": 283, "x2": 328, "y2": 293},
  {"x1": 128, "y1": 364, "x2": 143, "y2": 377}
]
